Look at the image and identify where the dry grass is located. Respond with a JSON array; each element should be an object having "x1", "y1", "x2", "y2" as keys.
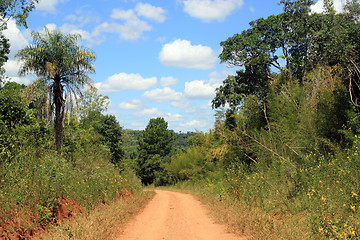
[
  {"x1": 169, "y1": 184, "x2": 313, "y2": 240},
  {"x1": 203, "y1": 198, "x2": 313, "y2": 240},
  {"x1": 37, "y1": 191, "x2": 155, "y2": 240}
]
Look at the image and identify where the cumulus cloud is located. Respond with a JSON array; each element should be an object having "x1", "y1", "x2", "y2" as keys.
[
  {"x1": 94, "y1": 9, "x2": 152, "y2": 41},
  {"x1": 3, "y1": 20, "x2": 28, "y2": 58},
  {"x1": 159, "y1": 39, "x2": 217, "y2": 70},
  {"x1": 95, "y1": 73, "x2": 157, "y2": 93},
  {"x1": 136, "y1": 107, "x2": 163, "y2": 117},
  {"x1": 42, "y1": 4, "x2": 164, "y2": 43},
  {"x1": 4, "y1": 76, "x2": 32, "y2": 85},
  {"x1": 65, "y1": 9, "x2": 101, "y2": 26},
  {"x1": 171, "y1": 99, "x2": 192, "y2": 110},
  {"x1": 182, "y1": 0, "x2": 244, "y2": 22},
  {"x1": 184, "y1": 80, "x2": 220, "y2": 99},
  {"x1": 179, "y1": 120, "x2": 208, "y2": 129},
  {"x1": 36, "y1": 0, "x2": 65, "y2": 13},
  {"x1": 135, "y1": 3, "x2": 167, "y2": 22},
  {"x1": 41, "y1": 23, "x2": 104, "y2": 46},
  {"x1": 3, "y1": 60, "x2": 22, "y2": 76},
  {"x1": 130, "y1": 121, "x2": 147, "y2": 130},
  {"x1": 142, "y1": 87, "x2": 182, "y2": 102},
  {"x1": 311, "y1": 0, "x2": 347, "y2": 13},
  {"x1": 118, "y1": 99, "x2": 143, "y2": 110},
  {"x1": 2, "y1": 20, "x2": 32, "y2": 85},
  {"x1": 164, "y1": 113, "x2": 184, "y2": 122},
  {"x1": 184, "y1": 71, "x2": 224, "y2": 99},
  {"x1": 160, "y1": 77, "x2": 179, "y2": 87}
]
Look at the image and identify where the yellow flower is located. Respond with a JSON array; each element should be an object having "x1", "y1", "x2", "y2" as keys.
[
  {"x1": 352, "y1": 191, "x2": 358, "y2": 197},
  {"x1": 350, "y1": 205, "x2": 356, "y2": 211},
  {"x1": 319, "y1": 227, "x2": 323, "y2": 233}
]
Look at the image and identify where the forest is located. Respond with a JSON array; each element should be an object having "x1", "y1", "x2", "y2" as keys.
[{"x1": 1, "y1": 0, "x2": 360, "y2": 239}]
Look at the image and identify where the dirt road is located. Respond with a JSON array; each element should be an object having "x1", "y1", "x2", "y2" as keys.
[{"x1": 116, "y1": 190, "x2": 246, "y2": 240}]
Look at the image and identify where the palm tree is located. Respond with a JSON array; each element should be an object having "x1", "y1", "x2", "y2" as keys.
[{"x1": 16, "y1": 28, "x2": 96, "y2": 153}]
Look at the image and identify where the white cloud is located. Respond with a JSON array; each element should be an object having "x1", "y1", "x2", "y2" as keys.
[
  {"x1": 65, "y1": 10, "x2": 101, "y2": 26},
  {"x1": 136, "y1": 107, "x2": 163, "y2": 117},
  {"x1": 36, "y1": 0, "x2": 65, "y2": 13},
  {"x1": 142, "y1": 87, "x2": 182, "y2": 102},
  {"x1": 2, "y1": 20, "x2": 32, "y2": 84},
  {"x1": 95, "y1": 8, "x2": 152, "y2": 41},
  {"x1": 160, "y1": 77, "x2": 179, "y2": 87},
  {"x1": 4, "y1": 76, "x2": 32, "y2": 85},
  {"x1": 185, "y1": 80, "x2": 219, "y2": 99},
  {"x1": 111, "y1": 9, "x2": 138, "y2": 21},
  {"x1": 135, "y1": 3, "x2": 167, "y2": 22},
  {"x1": 42, "y1": 23, "x2": 103, "y2": 46},
  {"x1": 43, "y1": 23, "x2": 58, "y2": 32},
  {"x1": 118, "y1": 99, "x2": 143, "y2": 110},
  {"x1": 130, "y1": 121, "x2": 147, "y2": 130},
  {"x1": 183, "y1": 0, "x2": 244, "y2": 22},
  {"x1": 95, "y1": 73, "x2": 157, "y2": 93},
  {"x1": 3, "y1": 60, "x2": 22, "y2": 76},
  {"x1": 133, "y1": 107, "x2": 183, "y2": 123},
  {"x1": 171, "y1": 99, "x2": 191, "y2": 110},
  {"x1": 184, "y1": 71, "x2": 224, "y2": 99},
  {"x1": 93, "y1": 19, "x2": 151, "y2": 41},
  {"x1": 179, "y1": 120, "x2": 208, "y2": 129},
  {"x1": 159, "y1": 39, "x2": 217, "y2": 70},
  {"x1": 311, "y1": 0, "x2": 347, "y2": 13},
  {"x1": 164, "y1": 113, "x2": 184, "y2": 122},
  {"x1": 3, "y1": 20, "x2": 28, "y2": 58}
]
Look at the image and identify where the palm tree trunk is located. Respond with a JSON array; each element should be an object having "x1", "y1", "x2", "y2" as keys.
[{"x1": 54, "y1": 76, "x2": 64, "y2": 153}]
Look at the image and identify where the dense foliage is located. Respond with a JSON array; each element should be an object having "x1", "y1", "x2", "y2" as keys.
[
  {"x1": 0, "y1": 81, "x2": 137, "y2": 238},
  {"x1": 167, "y1": 1, "x2": 360, "y2": 239},
  {"x1": 136, "y1": 117, "x2": 175, "y2": 185},
  {"x1": 16, "y1": 28, "x2": 96, "y2": 153}
]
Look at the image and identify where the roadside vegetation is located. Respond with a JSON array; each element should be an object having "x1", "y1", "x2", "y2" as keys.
[
  {"x1": 1, "y1": 0, "x2": 360, "y2": 240},
  {"x1": 0, "y1": 9, "x2": 144, "y2": 238},
  {"x1": 130, "y1": 1, "x2": 360, "y2": 239}
]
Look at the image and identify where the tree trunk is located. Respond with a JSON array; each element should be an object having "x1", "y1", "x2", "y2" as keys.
[{"x1": 54, "y1": 76, "x2": 64, "y2": 154}]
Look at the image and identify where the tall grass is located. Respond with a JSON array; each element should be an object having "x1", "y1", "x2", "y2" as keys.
[
  {"x1": 0, "y1": 138, "x2": 142, "y2": 238},
  {"x1": 170, "y1": 135, "x2": 360, "y2": 239}
]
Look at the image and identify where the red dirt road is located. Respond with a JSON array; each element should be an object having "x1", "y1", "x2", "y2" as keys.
[{"x1": 116, "y1": 190, "x2": 246, "y2": 240}]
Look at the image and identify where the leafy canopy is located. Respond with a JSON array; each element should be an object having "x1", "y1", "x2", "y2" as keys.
[
  {"x1": 213, "y1": 0, "x2": 360, "y2": 111},
  {"x1": 16, "y1": 28, "x2": 96, "y2": 152},
  {"x1": 137, "y1": 117, "x2": 175, "y2": 185}
]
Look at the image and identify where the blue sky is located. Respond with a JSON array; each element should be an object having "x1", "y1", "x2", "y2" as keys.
[{"x1": 3, "y1": 0, "x2": 346, "y2": 132}]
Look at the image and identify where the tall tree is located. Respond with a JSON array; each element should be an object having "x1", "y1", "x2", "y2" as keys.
[
  {"x1": 16, "y1": 28, "x2": 96, "y2": 153},
  {"x1": 96, "y1": 114, "x2": 124, "y2": 167},
  {"x1": 213, "y1": 0, "x2": 360, "y2": 111},
  {"x1": 137, "y1": 117, "x2": 175, "y2": 185}
]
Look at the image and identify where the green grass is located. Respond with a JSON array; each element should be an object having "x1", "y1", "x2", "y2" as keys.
[
  {"x1": 0, "y1": 142, "x2": 143, "y2": 238},
  {"x1": 169, "y1": 136, "x2": 360, "y2": 239}
]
